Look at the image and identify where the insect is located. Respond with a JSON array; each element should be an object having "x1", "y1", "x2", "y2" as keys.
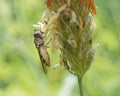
[
  {"x1": 34, "y1": 31, "x2": 50, "y2": 73},
  {"x1": 53, "y1": 52, "x2": 69, "y2": 70},
  {"x1": 59, "y1": 53, "x2": 69, "y2": 70},
  {"x1": 60, "y1": 51, "x2": 77, "y2": 75},
  {"x1": 52, "y1": 51, "x2": 75, "y2": 74}
]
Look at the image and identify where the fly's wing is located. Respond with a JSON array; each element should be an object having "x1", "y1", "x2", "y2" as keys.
[
  {"x1": 40, "y1": 46, "x2": 50, "y2": 67},
  {"x1": 37, "y1": 47, "x2": 47, "y2": 74}
]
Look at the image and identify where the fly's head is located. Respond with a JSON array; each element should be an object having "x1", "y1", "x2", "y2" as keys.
[{"x1": 34, "y1": 31, "x2": 44, "y2": 48}]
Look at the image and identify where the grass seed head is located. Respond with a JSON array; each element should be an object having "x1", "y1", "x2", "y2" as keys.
[{"x1": 34, "y1": 0, "x2": 97, "y2": 77}]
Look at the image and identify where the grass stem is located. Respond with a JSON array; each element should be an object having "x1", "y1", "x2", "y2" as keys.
[{"x1": 78, "y1": 77, "x2": 84, "y2": 96}]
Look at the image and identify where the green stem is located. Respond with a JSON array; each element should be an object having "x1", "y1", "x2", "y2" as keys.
[{"x1": 77, "y1": 77, "x2": 84, "y2": 96}]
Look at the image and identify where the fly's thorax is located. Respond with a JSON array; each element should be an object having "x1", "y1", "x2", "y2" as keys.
[{"x1": 34, "y1": 38, "x2": 44, "y2": 47}]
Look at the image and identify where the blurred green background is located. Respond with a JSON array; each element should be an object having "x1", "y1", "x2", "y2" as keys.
[{"x1": 0, "y1": 0, "x2": 120, "y2": 96}]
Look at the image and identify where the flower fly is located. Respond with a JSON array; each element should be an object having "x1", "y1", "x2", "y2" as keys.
[{"x1": 34, "y1": 31, "x2": 50, "y2": 73}]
